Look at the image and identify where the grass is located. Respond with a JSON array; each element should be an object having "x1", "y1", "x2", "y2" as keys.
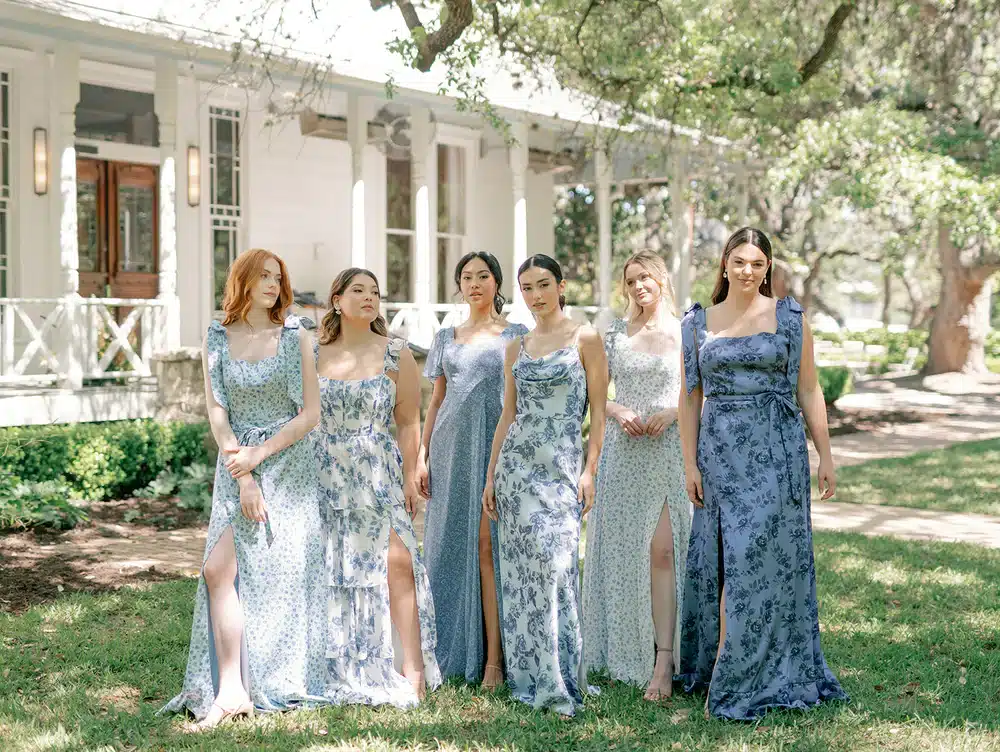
[
  {"x1": 825, "y1": 438, "x2": 1000, "y2": 516},
  {"x1": 1, "y1": 532, "x2": 999, "y2": 751},
  {"x1": 988, "y1": 357, "x2": 1000, "y2": 374}
]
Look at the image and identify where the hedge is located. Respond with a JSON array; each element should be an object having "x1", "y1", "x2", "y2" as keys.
[
  {"x1": 818, "y1": 366, "x2": 853, "y2": 406},
  {"x1": 0, "y1": 420, "x2": 213, "y2": 502}
]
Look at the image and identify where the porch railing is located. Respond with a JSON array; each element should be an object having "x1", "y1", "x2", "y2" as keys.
[{"x1": 0, "y1": 297, "x2": 167, "y2": 387}]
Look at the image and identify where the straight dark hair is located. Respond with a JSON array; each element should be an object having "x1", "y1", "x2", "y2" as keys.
[
  {"x1": 319, "y1": 268, "x2": 389, "y2": 344},
  {"x1": 711, "y1": 227, "x2": 774, "y2": 305},
  {"x1": 455, "y1": 251, "x2": 507, "y2": 316},
  {"x1": 517, "y1": 254, "x2": 566, "y2": 309}
]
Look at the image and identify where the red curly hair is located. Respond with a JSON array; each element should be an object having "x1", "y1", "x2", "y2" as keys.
[{"x1": 220, "y1": 249, "x2": 293, "y2": 326}]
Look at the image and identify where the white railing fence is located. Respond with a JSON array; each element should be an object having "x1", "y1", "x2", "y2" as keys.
[{"x1": 0, "y1": 297, "x2": 166, "y2": 387}]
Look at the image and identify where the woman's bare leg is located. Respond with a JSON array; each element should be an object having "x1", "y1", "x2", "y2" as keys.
[
  {"x1": 478, "y1": 513, "x2": 504, "y2": 688},
  {"x1": 387, "y1": 529, "x2": 426, "y2": 699},
  {"x1": 645, "y1": 504, "x2": 676, "y2": 700}
]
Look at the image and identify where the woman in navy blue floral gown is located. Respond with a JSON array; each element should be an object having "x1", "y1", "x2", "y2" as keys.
[{"x1": 677, "y1": 227, "x2": 848, "y2": 720}]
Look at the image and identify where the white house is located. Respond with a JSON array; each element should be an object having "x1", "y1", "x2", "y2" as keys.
[{"x1": 0, "y1": 0, "x2": 744, "y2": 425}]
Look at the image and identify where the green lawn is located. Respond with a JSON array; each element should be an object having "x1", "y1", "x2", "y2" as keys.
[
  {"x1": 826, "y1": 438, "x2": 1000, "y2": 516},
  {"x1": 2, "y1": 532, "x2": 999, "y2": 751}
]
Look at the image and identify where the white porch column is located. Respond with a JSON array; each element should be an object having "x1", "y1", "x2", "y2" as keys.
[
  {"x1": 52, "y1": 45, "x2": 82, "y2": 388},
  {"x1": 508, "y1": 120, "x2": 532, "y2": 326},
  {"x1": 596, "y1": 147, "x2": 613, "y2": 309},
  {"x1": 409, "y1": 106, "x2": 436, "y2": 347},
  {"x1": 155, "y1": 58, "x2": 180, "y2": 351},
  {"x1": 348, "y1": 93, "x2": 369, "y2": 269},
  {"x1": 671, "y1": 150, "x2": 692, "y2": 313}
]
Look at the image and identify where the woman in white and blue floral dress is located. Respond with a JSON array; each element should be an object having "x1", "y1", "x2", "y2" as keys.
[
  {"x1": 314, "y1": 267, "x2": 441, "y2": 707},
  {"x1": 483, "y1": 254, "x2": 608, "y2": 717},
  {"x1": 161, "y1": 249, "x2": 327, "y2": 728},
  {"x1": 583, "y1": 251, "x2": 691, "y2": 702}
]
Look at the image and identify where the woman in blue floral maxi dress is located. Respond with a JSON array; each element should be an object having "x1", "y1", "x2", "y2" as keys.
[
  {"x1": 418, "y1": 252, "x2": 528, "y2": 687},
  {"x1": 677, "y1": 228, "x2": 848, "y2": 720},
  {"x1": 483, "y1": 254, "x2": 607, "y2": 717},
  {"x1": 162, "y1": 250, "x2": 327, "y2": 727},
  {"x1": 314, "y1": 268, "x2": 441, "y2": 707}
]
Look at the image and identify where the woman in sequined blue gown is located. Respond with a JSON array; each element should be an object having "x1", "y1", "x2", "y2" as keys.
[
  {"x1": 677, "y1": 227, "x2": 848, "y2": 720},
  {"x1": 161, "y1": 249, "x2": 326, "y2": 728},
  {"x1": 313, "y1": 268, "x2": 441, "y2": 707},
  {"x1": 483, "y1": 254, "x2": 608, "y2": 717},
  {"x1": 418, "y1": 252, "x2": 527, "y2": 687}
]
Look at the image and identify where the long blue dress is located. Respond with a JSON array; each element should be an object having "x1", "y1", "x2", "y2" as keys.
[
  {"x1": 495, "y1": 338, "x2": 588, "y2": 716},
  {"x1": 678, "y1": 297, "x2": 848, "y2": 720},
  {"x1": 161, "y1": 316, "x2": 327, "y2": 720},
  {"x1": 422, "y1": 323, "x2": 528, "y2": 682},
  {"x1": 315, "y1": 337, "x2": 442, "y2": 708}
]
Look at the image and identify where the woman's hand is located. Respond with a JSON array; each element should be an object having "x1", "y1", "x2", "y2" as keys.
[
  {"x1": 817, "y1": 458, "x2": 837, "y2": 500},
  {"x1": 482, "y1": 482, "x2": 498, "y2": 522},
  {"x1": 578, "y1": 470, "x2": 596, "y2": 516},
  {"x1": 645, "y1": 408, "x2": 678, "y2": 438},
  {"x1": 403, "y1": 479, "x2": 421, "y2": 519},
  {"x1": 239, "y1": 477, "x2": 267, "y2": 522},
  {"x1": 416, "y1": 458, "x2": 431, "y2": 499},
  {"x1": 224, "y1": 445, "x2": 267, "y2": 479},
  {"x1": 685, "y1": 465, "x2": 704, "y2": 508},
  {"x1": 614, "y1": 406, "x2": 646, "y2": 438}
]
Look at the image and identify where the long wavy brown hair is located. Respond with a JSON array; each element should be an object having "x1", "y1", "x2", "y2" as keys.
[
  {"x1": 318, "y1": 268, "x2": 389, "y2": 345},
  {"x1": 710, "y1": 227, "x2": 773, "y2": 305},
  {"x1": 621, "y1": 250, "x2": 676, "y2": 319},
  {"x1": 221, "y1": 249, "x2": 293, "y2": 326}
]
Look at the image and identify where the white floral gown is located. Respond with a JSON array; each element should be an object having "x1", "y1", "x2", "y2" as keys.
[
  {"x1": 495, "y1": 338, "x2": 589, "y2": 716},
  {"x1": 582, "y1": 318, "x2": 691, "y2": 685},
  {"x1": 161, "y1": 316, "x2": 328, "y2": 720},
  {"x1": 314, "y1": 338, "x2": 442, "y2": 707}
]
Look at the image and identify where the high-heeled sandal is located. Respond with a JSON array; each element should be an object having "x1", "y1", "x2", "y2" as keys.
[
  {"x1": 482, "y1": 663, "x2": 504, "y2": 690},
  {"x1": 644, "y1": 648, "x2": 673, "y2": 702},
  {"x1": 193, "y1": 698, "x2": 254, "y2": 731}
]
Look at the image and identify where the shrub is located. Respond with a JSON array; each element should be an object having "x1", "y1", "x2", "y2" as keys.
[
  {"x1": 137, "y1": 463, "x2": 215, "y2": 521},
  {"x1": 0, "y1": 420, "x2": 213, "y2": 502},
  {"x1": 818, "y1": 366, "x2": 853, "y2": 406},
  {"x1": 0, "y1": 471, "x2": 88, "y2": 530}
]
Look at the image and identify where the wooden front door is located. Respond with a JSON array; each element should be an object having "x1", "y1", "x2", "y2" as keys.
[{"x1": 77, "y1": 159, "x2": 159, "y2": 298}]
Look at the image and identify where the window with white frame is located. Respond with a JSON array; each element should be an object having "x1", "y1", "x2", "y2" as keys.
[
  {"x1": 436, "y1": 143, "x2": 467, "y2": 303},
  {"x1": 0, "y1": 72, "x2": 10, "y2": 297},
  {"x1": 210, "y1": 106, "x2": 241, "y2": 310},
  {"x1": 385, "y1": 155, "x2": 413, "y2": 302}
]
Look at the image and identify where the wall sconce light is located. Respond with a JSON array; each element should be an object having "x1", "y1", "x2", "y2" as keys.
[
  {"x1": 32, "y1": 127, "x2": 48, "y2": 196},
  {"x1": 186, "y1": 145, "x2": 201, "y2": 206}
]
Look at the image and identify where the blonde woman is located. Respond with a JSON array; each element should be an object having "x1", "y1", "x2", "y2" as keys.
[{"x1": 582, "y1": 250, "x2": 691, "y2": 701}]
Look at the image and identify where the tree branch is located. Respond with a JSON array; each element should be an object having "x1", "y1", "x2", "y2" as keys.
[
  {"x1": 798, "y1": 2, "x2": 856, "y2": 85},
  {"x1": 383, "y1": 0, "x2": 475, "y2": 72}
]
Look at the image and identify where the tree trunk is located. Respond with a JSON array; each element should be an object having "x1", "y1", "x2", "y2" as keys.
[
  {"x1": 881, "y1": 271, "x2": 892, "y2": 326},
  {"x1": 924, "y1": 222, "x2": 999, "y2": 374}
]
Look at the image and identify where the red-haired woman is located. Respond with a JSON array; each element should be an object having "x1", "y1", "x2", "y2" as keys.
[{"x1": 162, "y1": 249, "x2": 327, "y2": 728}]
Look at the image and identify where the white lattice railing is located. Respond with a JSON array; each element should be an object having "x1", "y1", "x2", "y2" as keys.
[{"x1": 0, "y1": 297, "x2": 166, "y2": 386}]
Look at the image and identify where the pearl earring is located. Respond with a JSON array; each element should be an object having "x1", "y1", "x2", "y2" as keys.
[
  {"x1": 334, "y1": 306, "x2": 341, "y2": 314},
  {"x1": 723, "y1": 272, "x2": 728, "y2": 279}
]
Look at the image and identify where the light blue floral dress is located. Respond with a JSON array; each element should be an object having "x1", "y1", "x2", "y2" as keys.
[
  {"x1": 495, "y1": 337, "x2": 588, "y2": 716},
  {"x1": 678, "y1": 297, "x2": 848, "y2": 720},
  {"x1": 422, "y1": 323, "x2": 528, "y2": 682},
  {"x1": 315, "y1": 337, "x2": 442, "y2": 708},
  {"x1": 161, "y1": 316, "x2": 327, "y2": 721},
  {"x1": 583, "y1": 318, "x2": 691, "y2": 685}
]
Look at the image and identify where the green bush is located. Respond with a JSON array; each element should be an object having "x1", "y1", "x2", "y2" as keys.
[
  {"x1": 818, "y1": 366, "x2": 853, "y2": 406},
  {"x1": 0, "y1": 420, "x2": 212, "y2": 502},
  {"x1": 0, "y1": 471, "x2": 88, "y2": 530}
]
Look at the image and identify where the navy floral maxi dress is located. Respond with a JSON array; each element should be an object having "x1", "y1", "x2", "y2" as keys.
[
  {"x1": 422, "y1": 323, "x2": 528, "y2": 682},
  {"x1": 495, "y1": 339, "x2": 589, "y2": 716},
  {"x1": 314, "y1": 338, "x2": 442, "y2": 708},
  {"x1": 678, "y1": 297, "x2": 848, "y2": 720},
  {"x1": 161, "y1": 316, "x2": 327, "y2": 720}
]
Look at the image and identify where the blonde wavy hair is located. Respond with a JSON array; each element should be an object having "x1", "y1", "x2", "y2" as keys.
[{"x1": 621, "y1": 250, "x2": 676, "y2": 319}]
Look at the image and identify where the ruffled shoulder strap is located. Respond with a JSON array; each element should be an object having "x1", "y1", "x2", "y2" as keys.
[
  {"x1": 281, "y1": 315, "x2": 313, "y2": 409},
  {"x1": 604, "y1": 318, "x2": 627, "y2": 373},
  {"x1": 384, "y1": 337, "x2": 406, "y2": 374},
  {"x1": 777, "y1": 296, "x2": 804, "y2": 390},
  {"x1": 501, "y1": 322, "x2": 530, "y2": 340},
  {"x1": 423, "y1": 326, "x2": 453, "y2": 380},
  {"x1": 205, "y1": 321, "x2": 229, "y2": 409},
  {"x1": 680, "y1": 303, "x2": 705, "y2": 394}
]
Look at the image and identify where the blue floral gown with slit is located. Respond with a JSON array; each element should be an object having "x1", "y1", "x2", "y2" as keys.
[
  {"x1": 161, "y1": 316, "x2": 327, "y2": 721},
  {"x1": 495, "y1": 337, "x2": 588, "y2": 716},
  {"x1": 422, "y1": 323, "x2": 527, "y2": 682},
  {"x1": 678, "y1": 297, "x2": 848, "y2": 720},
  {"x1": 315, "y1": 337, "x2": 442, "y2": 708}
]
